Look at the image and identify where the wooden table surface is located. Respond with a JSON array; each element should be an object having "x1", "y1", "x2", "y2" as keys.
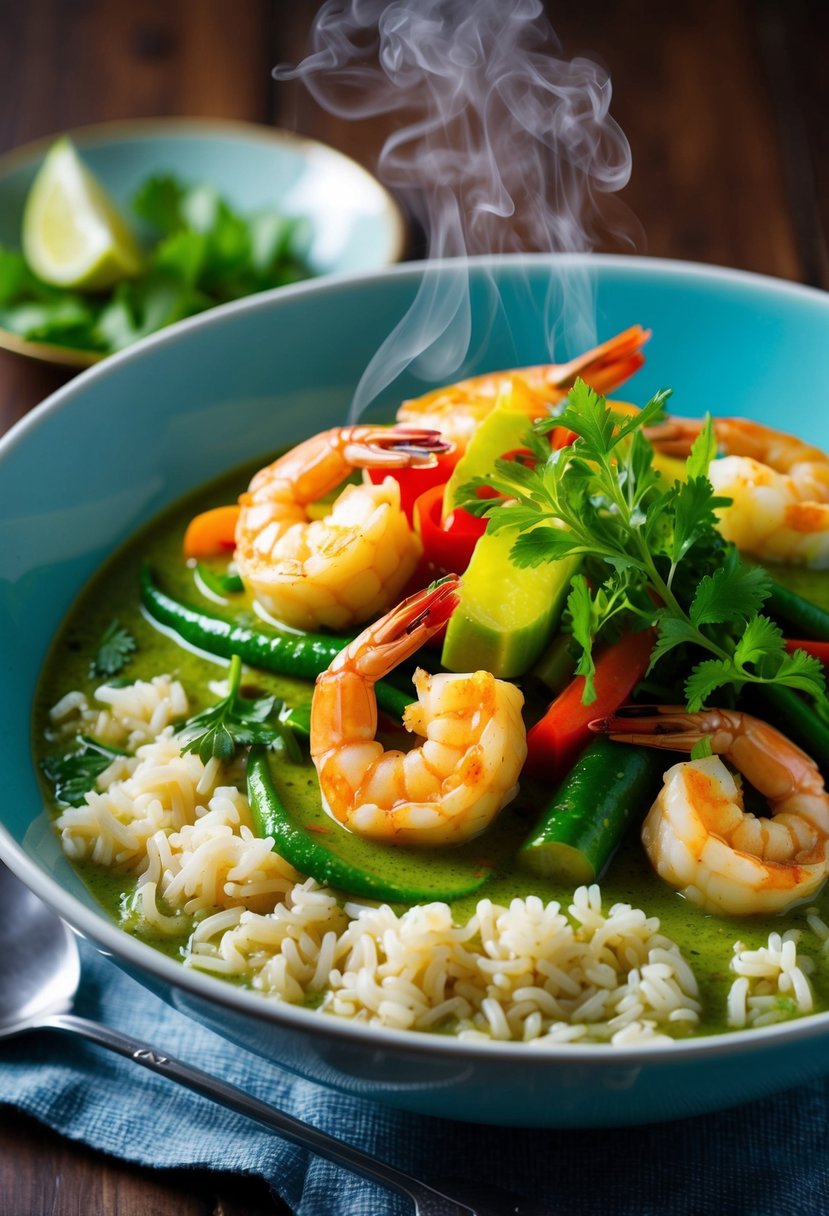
[{"x1": 0, "y1": 0, "x2": 826, "y2": 1211}]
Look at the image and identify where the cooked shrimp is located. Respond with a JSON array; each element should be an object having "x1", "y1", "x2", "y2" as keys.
[
  {"x1": 235, "y1": 426, "x2": 449, "y2": 631},
  {"x1": 646, "y1": 416, "x2": 829, "y2": 470},
  {"x1": 310, "y1": 576, "x2": 527, "y2": 845},
  {"x1": 599, "y1": 706, "x2": 829, "y2": 916},
  {"x1": 647, "y1": 416, "x2": 829, "y2": 565},
  {"x1": 396, "y1": 325, "x2": 650, "y2": 452}
]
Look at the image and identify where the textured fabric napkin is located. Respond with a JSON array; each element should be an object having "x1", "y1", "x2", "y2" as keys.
[{"x1": 3, "y1": 936, "x2": 829, "y2": 1216}]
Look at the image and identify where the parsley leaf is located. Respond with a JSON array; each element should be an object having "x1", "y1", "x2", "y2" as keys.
[
  {"x1": 685, "y1": 415, "x2": 719, "y2": 481},
  {"x1": 41, "y1": 737, "x2": 125, "y2": 806},
  {"x1": 690, "y1": 736, "x2": 714, "y2": 760},
  {"x1": 176, "y1": 654, "x2": 300, "y2": 764},
  {"x1": 91, "y1": 620, "x2": 137, "y2": 678},
  {"x1": 670, "y1": 474, "x2": 731, "y2": 565},
  {"x1": 689, "y1": 552, "x2": 770, "y2": 626}
]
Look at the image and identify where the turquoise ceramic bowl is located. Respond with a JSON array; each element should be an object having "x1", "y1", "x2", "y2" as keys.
[
  {"x1": 0, "y1": 117, "x2": 405, "y2": 366},
  {"x1": 3, "y1": 254, "x2": 829, "y2": 1128}
]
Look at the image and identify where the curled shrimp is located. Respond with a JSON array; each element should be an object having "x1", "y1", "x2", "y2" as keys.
[
  {"x1": 310, "y1": 576, "x2": 527, "y2": 845},
  {"x1": 599, "y1": 706, "x2": 829, "y2": 916},
  {"x1": 646, "y1": 416, "x2": 829, "y2": 566},
  {"x1": 234, "y1": 426, "x2": 449, "y2": 631},
  {"x1": 396, "y1": 325, "x2": 650, "y2": 453}
]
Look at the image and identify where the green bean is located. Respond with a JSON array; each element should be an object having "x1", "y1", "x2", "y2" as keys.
[
  {"x1": 766, "y1": 580, "x2": 829, "y2": 641},
  {"x1": 140, "y1": 564, "x2": 413, "y2": 721},
  {"x1": 753, "y1": 685, "x2": 829, "y2": 773},
  {"x1": 518, "y1": 737, "x2": 664, "y2": 884}
]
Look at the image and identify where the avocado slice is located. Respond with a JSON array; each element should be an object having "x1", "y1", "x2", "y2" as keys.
[{"x1": 440, "y1": 527, "x2": 580, "y2": 678}]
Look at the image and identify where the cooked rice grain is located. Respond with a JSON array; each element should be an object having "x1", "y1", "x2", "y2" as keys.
[
  {"x1": 49, "y1": 675, "x2": 188, "y2": 750},
  {"x1": 727, "y1": 931, "x2": 815, "y2": 1028},
  {"x1": 57, "y1": 731, "x2": 299, "y2": 915}
]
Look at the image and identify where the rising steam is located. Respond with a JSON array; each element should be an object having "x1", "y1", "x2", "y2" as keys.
[{"x1": 276, "y1": 0, "x2": 634, "y2": 417}]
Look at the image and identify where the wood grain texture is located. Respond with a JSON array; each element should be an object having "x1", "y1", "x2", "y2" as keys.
[
  {"x1": 557, "y1": 0, "x2": 801, "y2": 277},
  {"x1": 0, "y1": 0, "x2": 825, "y2": 1211},
  {"x1": 0, "y1": 1109, "x2": 283, "y2": 1216}
]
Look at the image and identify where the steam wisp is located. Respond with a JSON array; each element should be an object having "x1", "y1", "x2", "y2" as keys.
[{"x1": 276, "y1": 1, "x2": 634, "y2": 417}]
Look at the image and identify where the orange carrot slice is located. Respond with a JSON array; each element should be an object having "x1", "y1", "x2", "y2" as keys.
[{"x1": 182, "y1": 505, "x2": 241, "y2": 559}]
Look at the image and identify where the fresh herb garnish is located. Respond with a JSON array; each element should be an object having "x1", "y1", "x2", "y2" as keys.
[
  {"x1": 41, "y1": 736, "x2": 126, "y2": 806},
  {"x1": 0, "y1": 174, "x2": 311, "y2": 355},
  {"x1": 91, "y1": 619, "x2": 137, "y2": 678},
  {"x1": 176, "y1": 654, "x2": 301, "y2": 764},
  {"x1": 459, "y1": 379, "x2": 826, "y2": 710}
]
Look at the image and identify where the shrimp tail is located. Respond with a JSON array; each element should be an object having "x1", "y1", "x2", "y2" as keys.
[
  {"x1": 551, "y1": 324, "x2": 651, "y2": 395},
  {"x1": 643, "y1": 418, "x2": 705, "y2": 458},
  {"x1": 343, "y1": 426, "x2": 452, "y2": 469},
  {"x1": 374, "y1": 575, "x2": 460, "y2": 645},
  {"x1": 591, "y1": 704, "x2": 706, "y2": 752},
  {"x1": 331, "y1": 575, "x2": 461, "y2": 683}
]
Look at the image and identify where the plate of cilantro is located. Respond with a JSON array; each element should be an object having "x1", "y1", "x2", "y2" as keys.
[{"x1": 0, "y1": 118, "x2": 406, "y2": 367}]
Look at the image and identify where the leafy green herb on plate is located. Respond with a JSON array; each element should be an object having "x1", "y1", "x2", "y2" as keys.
[{"x1": 0, "y1": 166, "x2": 312, "y2": 356}]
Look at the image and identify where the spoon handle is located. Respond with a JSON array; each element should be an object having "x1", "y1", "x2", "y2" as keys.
[{"x1": 40, "y1": 1012, "x2": 475, "y2": 1216}]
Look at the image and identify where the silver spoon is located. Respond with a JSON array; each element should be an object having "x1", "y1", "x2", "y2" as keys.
[{"x1": 0, "y1": 861, "x2": 547, "y2": 1216}]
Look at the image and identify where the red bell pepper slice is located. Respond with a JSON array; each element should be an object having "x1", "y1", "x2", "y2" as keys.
[
  {"x1": 550, "y1": 426, "x2": 578, "y2": 450},
  {"x1": 524, "y1": 629, "x2": 655, "y2": 783},
  {"x1": 366, "y1": 449, "x2": 460, "y2": 526},
  {"x1": 413, "y1": 483, "x2": 488, "y2": 575},
  {"x1": 784, "y1": 638, "x2": 829, "y2": 666}
]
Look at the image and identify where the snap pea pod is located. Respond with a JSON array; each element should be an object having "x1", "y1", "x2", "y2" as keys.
[
  {"x1": 518, "y1": 736, "x2": 665, "y2": 884},
  {"x1": 766, "y1": 579, "x2": 829, "y2": 641},
  {"x1": 247, "y1": 749, "x2": 491, "y2": 903},
  {"x1": 139, "y1": 564, "x2": 413, "y2": 721}
]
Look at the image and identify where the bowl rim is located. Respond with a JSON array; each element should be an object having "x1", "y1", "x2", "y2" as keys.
[
  {"x1": 5, "y1": 249, "x2": 829, "y2": 1069},
  {"x1": 0, "y1": 115, "x2": 408, "y2": 368}
]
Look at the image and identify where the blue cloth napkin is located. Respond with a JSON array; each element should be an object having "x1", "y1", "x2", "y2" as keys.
[{"x1": 3, "y1": 936, "x2": 829, "y2": 1216}]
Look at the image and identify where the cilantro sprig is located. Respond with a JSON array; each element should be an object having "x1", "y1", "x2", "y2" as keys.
[
  {"x1": 41, "y1": 736, "x2": 126, "y2": 806},
  {"x1": 91, "y1": 619, "x2": 137, "y2": 678},
  {"x1": 176, "y1": 654, "x2": 301, "y2": 764},
  {"x1": 460, "y1": 380, "x2": 826, "y2": 710}
]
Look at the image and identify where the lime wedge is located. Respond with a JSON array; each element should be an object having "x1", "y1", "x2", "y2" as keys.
[{"x1": 22, "y1": 138, "x2": 143, "y2": 290}]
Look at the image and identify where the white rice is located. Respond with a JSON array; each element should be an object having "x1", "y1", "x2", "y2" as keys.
[
  {"x1": 49, "y1": 675, "x2": 189, "y2": 751},
  {"x1": 726, "y1": 930, "x2": 815, "y2": 1028},
  {"x1": 184, "y1": 880, "x2": 703, "y2": 1044},
  {"x1": 806, "y1": 906, "x2": 829, "y2": 951},
  {"x1": 57, "y1": 730, "x2": 300, "y2": 915}
]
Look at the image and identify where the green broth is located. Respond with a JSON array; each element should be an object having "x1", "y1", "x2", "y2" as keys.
[{"x1": 32, "y1": 464, "x2": 829, "y2": 1039}]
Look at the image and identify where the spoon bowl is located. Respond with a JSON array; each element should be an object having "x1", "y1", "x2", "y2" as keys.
[{"x1": 0, "y1": 863, "x2": 79, "y2": 1031}]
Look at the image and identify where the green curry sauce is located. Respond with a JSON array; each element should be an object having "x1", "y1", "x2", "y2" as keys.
[{"x1": 32, "y1": 457, "x2": 829, "y2": 1037}]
